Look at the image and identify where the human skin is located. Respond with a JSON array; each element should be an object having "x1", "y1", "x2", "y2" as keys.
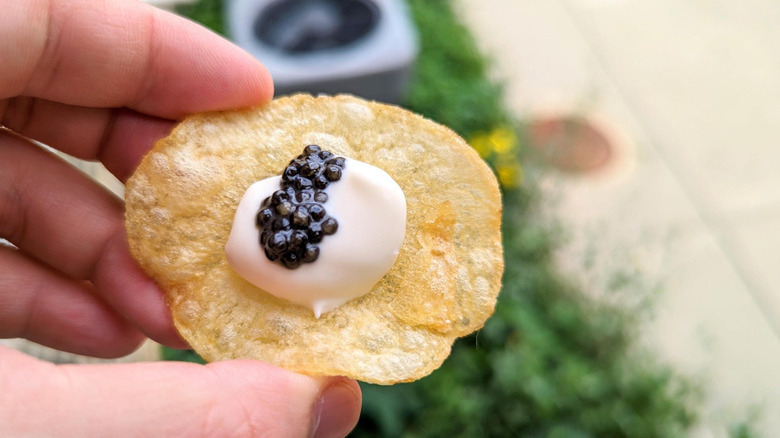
[{"x1": 0, "y1": 0, "x2": 361, "y2": 436}]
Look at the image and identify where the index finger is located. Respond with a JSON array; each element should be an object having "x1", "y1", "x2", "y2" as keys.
[{"x1": 1, "y1": 0, "x2": 273, "y2": 118}]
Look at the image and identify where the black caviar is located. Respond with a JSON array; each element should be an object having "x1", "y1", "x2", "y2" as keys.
[{"x1": 257, "y1": 145, "x2": 345, "y2": 269}]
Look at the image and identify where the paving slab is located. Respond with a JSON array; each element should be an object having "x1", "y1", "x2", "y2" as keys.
[
  {"x1": 458, "y1": 0, "x2": 780, "y2": 434},
  {"x1": 456, "y1": 0, "x2": 599, "y2": 116},
  {"x1": 563, "y1": 0, "x2": 780, "y2": 216},
  {"x1": 648, "y1": 222, "x2": 780, "y2": 436},
  {"x1": 732, "y1": 206, "x2": 780, "y2": 327}
]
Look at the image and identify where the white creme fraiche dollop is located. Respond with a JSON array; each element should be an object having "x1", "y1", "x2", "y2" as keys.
[{"x1": 225, "y1": 158, "x2": 406, "y2": 317}]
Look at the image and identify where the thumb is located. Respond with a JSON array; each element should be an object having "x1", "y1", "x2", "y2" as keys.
[{"x1": 0, "y1": 346, "x2": 361, "y2": 438}]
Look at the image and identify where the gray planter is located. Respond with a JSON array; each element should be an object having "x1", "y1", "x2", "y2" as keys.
[{"x1": 227, "y1": 0, "x2": 418, "y2": 103}]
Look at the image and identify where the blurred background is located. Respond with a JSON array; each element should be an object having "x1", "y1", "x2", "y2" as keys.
[{"x1": 6, "y1": 0, "x2": 779, "y2": 436}]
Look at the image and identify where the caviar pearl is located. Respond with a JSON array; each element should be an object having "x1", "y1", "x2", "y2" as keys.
[
  {"x1": 309, "y1": 204, "x2": 325, "y2": 221},
  {"x1": 302, "y1": 244, "x2": 319, "y2": 262},
  {"x1": 276, "y1": 201, "x2": 293, "y2": 215},
  {"x1": 304, "y1": 144, "x2": 321, "y2": 155},
  {"x1": 325, "y1": 166, "x2": 342, "y2": 181},
  {"x1": 321, "y1": 217, "x2": 338, "y2": 235},
  {"x1": 292, "y1": 207, "x2": 310, "y2": 227},
  {"x1": 256, "y1": 208, "x2": 273, "y2": 226},
  {"x1": 314, "y1": 192, "x2": 328, "y2": 203}
]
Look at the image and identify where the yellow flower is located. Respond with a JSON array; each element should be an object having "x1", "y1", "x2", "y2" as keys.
[
  {"x1": 469, "y1": 125, "x2": 523, "y2": 188},
  {"x1": 469, "y1": 134, "x2": 494, "y2": 159},
  {"x1": 496, "y1": 161, "x2": 523, "y2": 188},
  {"x1": 489, "y1": 127, "x2": 517, "y2": 154},
  {"x1": 468, "y1": 125, "x2": 519, "y2": 158}
]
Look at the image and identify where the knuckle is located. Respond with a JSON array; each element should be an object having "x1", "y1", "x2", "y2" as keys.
[{"x1": 200, "y1": 396, "x2": 283, "y2": 438}]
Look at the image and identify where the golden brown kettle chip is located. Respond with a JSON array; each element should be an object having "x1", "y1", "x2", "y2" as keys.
[{"x1": 125, "y1": 94, "x2": 503, "y2": 384}]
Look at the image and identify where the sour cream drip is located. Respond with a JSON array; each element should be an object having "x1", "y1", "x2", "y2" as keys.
[{"x1": 225, "y1": 158, "x2": 406, "y2": 317}]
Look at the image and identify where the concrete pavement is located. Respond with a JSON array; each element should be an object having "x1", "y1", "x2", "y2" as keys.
[{"x1": 457, "y1": 0, "x2": 780, "y2": 435}]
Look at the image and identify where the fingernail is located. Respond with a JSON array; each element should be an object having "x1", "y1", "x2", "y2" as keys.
[{"x1": 311, "y1": 380, "x2": 360, "y2": 438}]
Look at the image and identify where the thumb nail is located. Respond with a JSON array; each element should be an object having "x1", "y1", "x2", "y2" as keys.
[{"x1": 311, "y1": 379, "x2": 361, "y2": 438}]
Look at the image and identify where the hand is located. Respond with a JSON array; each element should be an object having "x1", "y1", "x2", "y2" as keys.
[{"x1": 0, "y1": 1, "x2": 361, "y2": 436}]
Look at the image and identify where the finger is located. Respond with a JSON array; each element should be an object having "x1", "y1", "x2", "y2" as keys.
[
  {"x1": 0, "y1": 129, "x2": 121, "y2": 279},
  {"x1": 0, "y1": 129, "x2": 185, "y2": 348},
  {"x1": 2, "y1": 0, "x2": 273, "y2": 118},
  {"x1": 2, "y1": 99, "x2": 174, "y2": 181},
  {"x1": 91, "y1": 227, "x2": 189, "y2": 349},
  {"x1": 1, "y1": 349, "x2": 362, "y2": 438},
  {"x1": 0, "y1": 246, "x2": 144, "y2": 357}
]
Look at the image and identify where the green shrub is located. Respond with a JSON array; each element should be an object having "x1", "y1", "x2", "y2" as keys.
[{"x1": 176, "y1": 0, "x2": 226, "y2": 36}]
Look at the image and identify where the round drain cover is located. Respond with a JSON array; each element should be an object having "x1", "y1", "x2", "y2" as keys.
[{"x1": 527, "y1": 117, "x2": 613, "y2": 174}]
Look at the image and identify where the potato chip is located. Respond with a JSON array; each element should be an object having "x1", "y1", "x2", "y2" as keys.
[{"x1": 125, "y1": 94, "x2": 503, "y2": 384}]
